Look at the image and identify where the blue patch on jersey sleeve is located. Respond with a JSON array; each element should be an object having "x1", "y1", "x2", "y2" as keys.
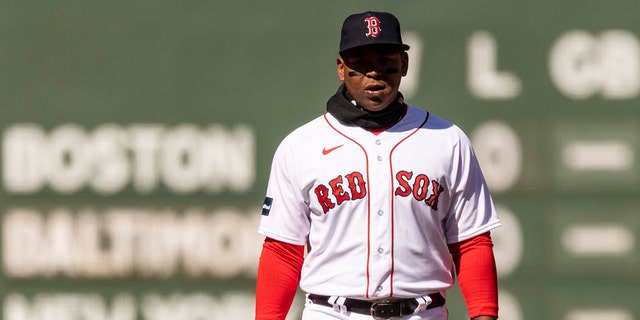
[{"x1": 261, "y1": 197, "x2": 273, "y2": 216}]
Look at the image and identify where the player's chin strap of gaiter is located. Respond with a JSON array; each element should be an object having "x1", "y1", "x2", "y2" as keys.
[{"x1": 326, "y1": 84, "x2": 406, "y2": 129}]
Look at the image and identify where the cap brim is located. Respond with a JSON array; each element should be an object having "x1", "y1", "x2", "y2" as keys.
[{"x1": 339, "y1": 42, "x2": 410, "y2": 55}]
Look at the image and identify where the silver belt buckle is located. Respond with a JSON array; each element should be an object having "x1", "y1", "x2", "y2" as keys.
[{"x1": 370, "y1": 300, "x2": 398, "y2": 320}]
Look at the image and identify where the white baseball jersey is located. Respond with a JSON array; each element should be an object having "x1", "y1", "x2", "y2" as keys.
[{"x1": 259, "y1": 105, "x2": 500, "y2": 299}]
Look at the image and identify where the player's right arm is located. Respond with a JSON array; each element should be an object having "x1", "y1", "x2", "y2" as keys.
[
  {"x1": 256, "y1": 127, "x2": 314, "y2": 319},
  {"x1": 255, "y1": 237, "x2": 305, "y2": 320}
]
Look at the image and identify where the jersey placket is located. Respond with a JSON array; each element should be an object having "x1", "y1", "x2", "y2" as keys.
[{"x1": 366, "y1": 134, "x2": 394, "y2": 298}]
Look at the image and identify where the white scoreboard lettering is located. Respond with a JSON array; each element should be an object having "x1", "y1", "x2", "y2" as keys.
[
  {"x1": 466, "y1": 29, "x2": 640, "y2": 100},
  {"x1": 2, "y1": 123, "x2": 256, "y2": 195}
]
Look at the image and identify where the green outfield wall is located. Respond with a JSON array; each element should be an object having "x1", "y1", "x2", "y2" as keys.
[{"x1": 1, "y1": 1, "x2": 639, "y2": 319}]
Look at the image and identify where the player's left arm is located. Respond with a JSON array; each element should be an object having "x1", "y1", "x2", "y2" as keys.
[
  {"x1": 445, "y1": 127, "x2": 500, "y2": 319},
  {"x1": 448, "y1": 231, "x2": 499, "y2": 319}
]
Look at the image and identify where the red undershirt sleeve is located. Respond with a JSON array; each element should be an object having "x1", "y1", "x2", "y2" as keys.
[
  {"x1": 255, "y1": 237, "x2": 305, "y2": 320},
  {"x1": 448, "y1": 232, "x2": 499, "y2": 319}
]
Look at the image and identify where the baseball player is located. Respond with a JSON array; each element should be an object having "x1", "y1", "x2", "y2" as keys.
[{"x1": 256, "y1": 11, "x2": 501, "y2": 320}]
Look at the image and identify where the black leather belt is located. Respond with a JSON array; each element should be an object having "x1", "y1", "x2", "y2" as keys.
[{"x1": 308, "y1": 293, "x2": 445, "y2": 318}]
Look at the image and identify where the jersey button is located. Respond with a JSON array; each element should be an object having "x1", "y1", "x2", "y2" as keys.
[
  {"x1": 377, "y1": 247, "x2": 384, "y2": 254},
  {"x1": 377, "y1": 155, "x2": 383, "y2": 161},
  {"x1": 375, "y1": 139, "x2": 381, "y2": 145},
  {"x1": 377, "y1": 210, "x2": 384, "y2": 216}
]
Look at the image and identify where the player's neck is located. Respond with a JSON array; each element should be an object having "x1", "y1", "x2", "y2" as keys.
[{"x1": 326, "y1": 84, "x2": 406, "y2": 130}]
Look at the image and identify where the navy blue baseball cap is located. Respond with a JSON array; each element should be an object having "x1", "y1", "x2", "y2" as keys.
[{"x1": 339, "y1": 11, "x2": 410, "y2": 54}]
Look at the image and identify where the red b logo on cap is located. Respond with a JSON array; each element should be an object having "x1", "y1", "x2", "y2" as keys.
[{"x1": 364, "y1": 17, "x2": 381, "y2": 37}]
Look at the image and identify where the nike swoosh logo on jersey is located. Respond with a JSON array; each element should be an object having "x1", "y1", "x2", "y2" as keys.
[{"x1": 322, "y1": 144, "x2": 344, "y2": 155}]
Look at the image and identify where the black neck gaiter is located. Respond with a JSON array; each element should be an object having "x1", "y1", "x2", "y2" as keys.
[{"x1": 326, "y1": 84, "x2": 406, "y2": 129}]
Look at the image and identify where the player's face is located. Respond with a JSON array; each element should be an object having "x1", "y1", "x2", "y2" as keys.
[{"x1": 337, "y1": 45, "x2": 408, "y2": 112}]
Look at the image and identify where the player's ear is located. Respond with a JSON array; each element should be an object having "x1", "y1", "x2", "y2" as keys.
[
  {"x1": 401, "y1": 51, "x2": 409, "y2": 76},
  {"x1": 337, "y1": 56, "x2": 346, "y2": 82}
]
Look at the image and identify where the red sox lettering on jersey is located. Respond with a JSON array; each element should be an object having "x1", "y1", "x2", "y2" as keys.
[{"x1": 314, "y1": 170, "x2": 444, "y2": 214}]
